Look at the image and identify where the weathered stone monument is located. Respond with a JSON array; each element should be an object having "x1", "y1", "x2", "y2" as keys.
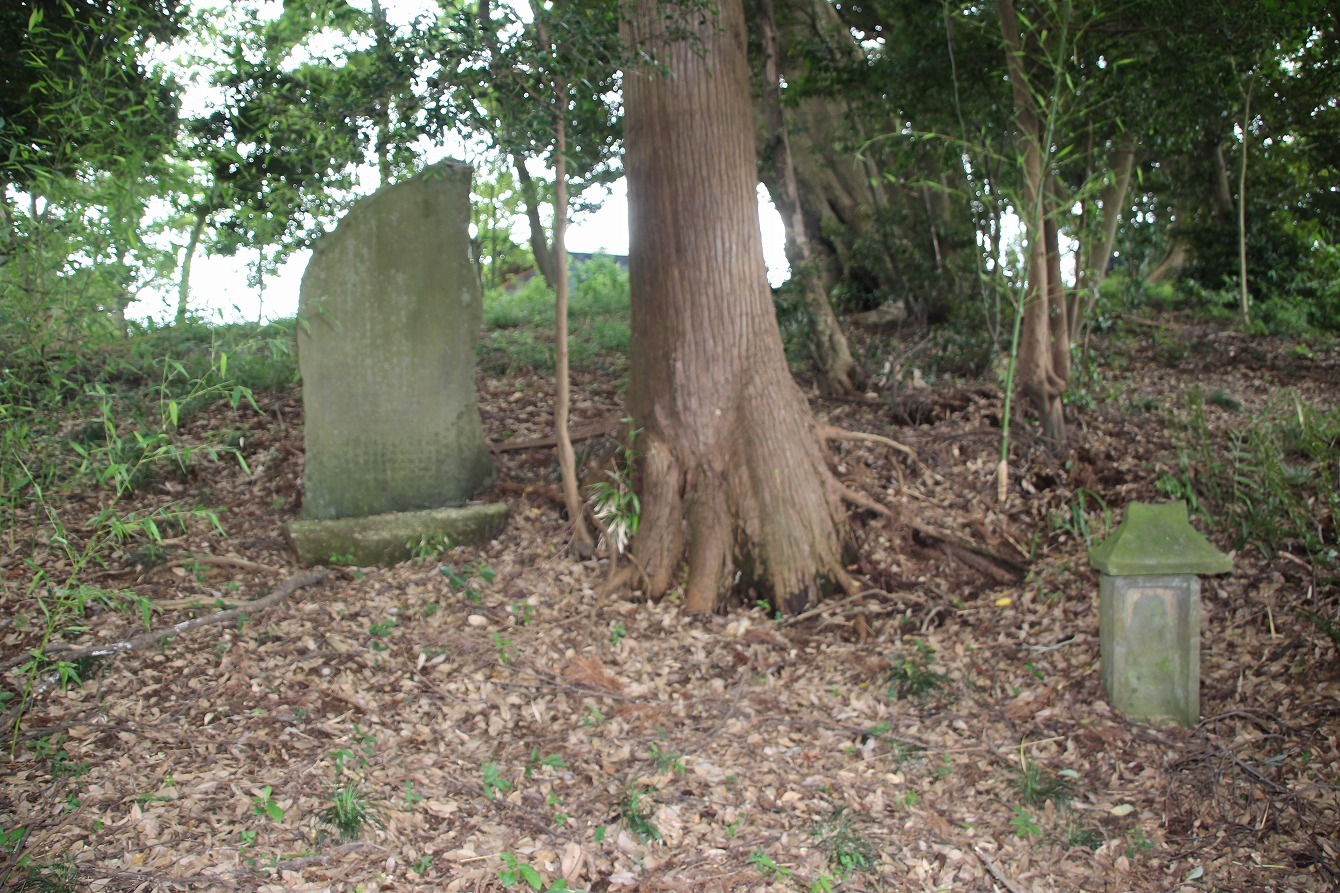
[
  {"x1": 1089, "y1": 501, "x2": 1232, "y2": 727},
  {"x1": 285, "y1": 160, "x2": 506, "y2": 566}
]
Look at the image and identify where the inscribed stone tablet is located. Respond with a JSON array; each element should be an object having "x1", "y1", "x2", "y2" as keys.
[{"x1": 298, "y1": 160, "x2": 494, "y2": 520}]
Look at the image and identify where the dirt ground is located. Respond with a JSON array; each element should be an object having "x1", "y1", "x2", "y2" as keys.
[{"x1": 2, "y1": 322, "x2": 1338, "y2": 892}]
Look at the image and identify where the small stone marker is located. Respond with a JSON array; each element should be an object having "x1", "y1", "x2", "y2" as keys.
[
  {"x1": 286, "y1": 160, "x2": 505, "y2": 566},
  {"x1": 1089, "y1": 501, "x2": 1232, "y2": 727}
]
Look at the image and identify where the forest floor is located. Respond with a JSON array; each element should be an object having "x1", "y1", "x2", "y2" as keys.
[{"x1": 2, "y1": 319, "x2": 1339, "y2": 893}]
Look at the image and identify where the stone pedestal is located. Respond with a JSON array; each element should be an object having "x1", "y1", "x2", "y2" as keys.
[{"x1": 1089, "y1": 501, "x2": 1232, "y2": 727}]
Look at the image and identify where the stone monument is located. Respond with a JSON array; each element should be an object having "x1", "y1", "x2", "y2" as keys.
[
  {"x1": 285, "y1": 160, "x2": 506, "y2": 566},
  {"x1": 1089, "y1": 501, "x2": 1232, "y2": 727}
]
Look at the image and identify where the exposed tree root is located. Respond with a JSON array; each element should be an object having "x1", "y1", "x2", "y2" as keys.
[{"x1": 818, "y1": 423, "x2": 917, "y2": 460}]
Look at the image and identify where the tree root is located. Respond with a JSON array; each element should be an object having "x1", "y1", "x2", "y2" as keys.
[{"x1": 818, "y1": 423, "x2": 916, "y2": 460}]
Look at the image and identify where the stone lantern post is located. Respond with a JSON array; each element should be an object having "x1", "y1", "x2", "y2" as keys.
[{"x1": 1088, "y1": 501, "x2": 1232, "y2": 727}]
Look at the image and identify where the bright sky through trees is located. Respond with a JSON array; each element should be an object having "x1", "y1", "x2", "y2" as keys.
[{"x1": 130, "y1": 0, "x2": 789, "y2": 324}]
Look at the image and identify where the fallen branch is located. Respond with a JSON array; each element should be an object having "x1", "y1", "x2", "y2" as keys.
[
  {"x1": 172, "y1": 553, "x2": 278, "y2": 574},
  {"x1": 489, "y1": 417, "x2": 621, "y2": 453},
  {"x1": 47, "y1": 569, "x2": 330, "y2": 663},
  {"x1": 780, "y1": 588, "x2": 928, "y2": 626},
  {"x1": 838, "y1": 487, "x2": 1025, "y2": 583},
  {"x1": 4, "y1": 569, "x2": 331, "y2": 731}
]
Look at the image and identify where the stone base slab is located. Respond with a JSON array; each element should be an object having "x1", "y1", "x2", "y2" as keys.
[{"x1": 285, "y1": 503, "x2": 508, "y2": 567}]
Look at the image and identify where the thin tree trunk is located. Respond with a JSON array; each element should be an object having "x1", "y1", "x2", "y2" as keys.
[
  {"x1": 1237, "y1": 83, "x2": 1252, "y2": 324},
  {"x1": 756, "y1": 0, "x2": 861, "y2": 395},
  {"x1": 175, "y1": 208, "x2": 207, "y2": 326},
  {"x1": 371, "y1": 0, "x2": 393, "y2": 186},
  {"x1": 624, "y1": 0, "x2": 850, "y2": 614},
  {"x1": 542, "y1": 56, "x2": 593, "y2": 557},
  {"x1": 998, "y1": 0, "x2": 1066, "y2": 443},
  {"x1": 1072, "y1": 132, "x2": 1136, "y2": 342},
  {"x1": 515, "y1": 159, "x2": 558, "y2": 290},
  {"x1": 1148, "y1": 230, "x2": 1190, "y2": 284}
]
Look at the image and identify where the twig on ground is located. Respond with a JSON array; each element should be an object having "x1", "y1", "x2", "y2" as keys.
[
  {"x1": 47, "y1": 568, "x2": 330, "y2": 663},
  {"x1": 973, "y1": 846, "x2": 1031, "y2": 893},
  {"x1": 781, "y1": 588, "x2": 928, "y2": 626},
  {"x1": 171, "y1": 553, "x2": 278, "y2": 574}
]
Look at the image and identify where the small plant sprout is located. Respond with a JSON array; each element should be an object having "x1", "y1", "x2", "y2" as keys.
[
  {"x1": 748, "y1": 847, "x2": 793, "y2": 881},
  {"x1": 407, "y1": 533, "x2": 451, "y2": 562},
  {"x1": 482, "y1": 762, "x2": 512, "y2": 799},
  {"x1": 1016, "y1": 741, "x2": 1074, "y2": 806},
  {"x1": 319, "y1": 779, "x2": 380, "y2": 841},
  {"x1": 251, "y1": 786, "x2": 284, "y2": 822},
  {"x1": 498, "y1": 853, "x2": 543, "y2": 890},
  {"x1": 587, "y1": 420, "x2": 641, "y2": 554},
  {"x1": 812, "y1": 807, "x2": 877, "y2": 880},
  {"x1": 620, "y1": 785, "x2": 662, "y2": 844},
  {"x1": 524, "y1": 748, "x2": 567, "y2": 778},
  {"x1": 1010, "y1": 806, "x2": 1042, "y2": 838},
  {"x1": 492, "y1": 630, "x2": 518, "y2": 665},
  {"x1": 885, "y1": 640, "x2": 950, "y2": 700},
  {"x1": 647, "y1": 743, "x2": 686, "y2": 775}
]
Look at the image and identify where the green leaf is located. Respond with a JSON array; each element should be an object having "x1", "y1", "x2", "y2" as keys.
[
  {"x1": 518, "y1": 865, "x2": 542, "y2": 889},
  {"x1": 28, "y1": 7, "x2": 43, "y2": 30}
]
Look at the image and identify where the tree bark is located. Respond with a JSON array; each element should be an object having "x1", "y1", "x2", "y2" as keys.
[
  {"x1": 749, "y1": 0, "x2": 893, "y2": 302},
  {"x1": 755, "y1": 0, "x2": 861, "y2": 395},
  {"x1": 624, "y1": 0, "x2": 850, "y2": 614},
  {"x1": 1148, "y1": 228, "x2": 1190, "y2": 284},
  {"x1": 998, "y1": 0, "x2": 1066, "y2": 443}
]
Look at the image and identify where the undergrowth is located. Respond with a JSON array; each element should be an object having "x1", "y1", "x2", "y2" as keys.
[
  {"x1": 1159, "y1": 388, "x2": 1339, "y2": 569},
  {"x1": 480, "y1": 254, "x2": 629, "y2": 374},
  {"x1": 1, "y1": 319, "x2": 275, "y2": 742}
]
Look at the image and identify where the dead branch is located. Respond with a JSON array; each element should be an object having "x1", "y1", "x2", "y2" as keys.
[
  {"x1": 170, "y1": 553, "x2": 278, "y2": 574},
  {"x1": 46, "y1": 569, "x2": 331, "y2": 663},
  {"x1": 3, "y1": 570, "x2": 331, "y2": 730},
  {"x1": 839, "y1": 487, "x2": 1025, "y2": 583},
  {"x1": 781, "y1": 588, "x2": 928, "y2": 626},
  {"x1": 489, "y1": 417, "x2": 621, "y2": 453}
]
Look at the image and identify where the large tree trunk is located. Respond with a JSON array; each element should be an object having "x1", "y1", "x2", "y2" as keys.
[
  {"x1": 623, "y1": 0, "x2": 850, "y2": 614},
  {"x1": 998, "y1": 0, "x2": 1068, "y2": 444},
  {"x1": 754, "y1": 0, "x2": 861, "y2": 395}
]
